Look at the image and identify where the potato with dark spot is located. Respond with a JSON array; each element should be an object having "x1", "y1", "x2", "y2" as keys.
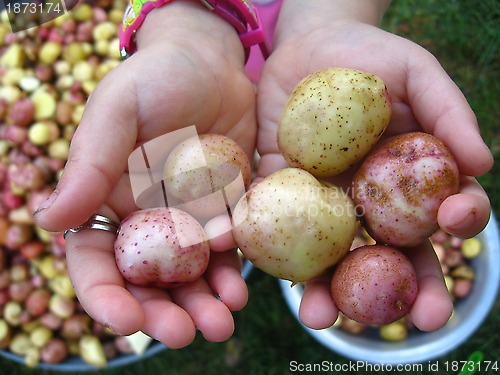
[
  {"x1": 232, "y1": 168, "x2": 357, "y2": 283},
  {"x1": 353, "y1": 132, "x2": 460, "y2": 247},
  {"x1": 114, "y1": 207, "x2": 210, "y2": 288},
  {"x1": 278, "y1": 67, "x2": 391, "y2": 177},
  {"x1": 331, "y1": 245, "x2": 418, "y2": 325}
]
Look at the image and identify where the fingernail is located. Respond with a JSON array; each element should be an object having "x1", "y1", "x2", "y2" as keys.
[
  {"x1": 448, "y1": 209, "x2": 475, "y2": 232},
  {"x1": 103, "y1": 324, "x2": 119, "y2": 336},
  {"x1": 33, "y1": 190, "x2": 58, "y2": 217}
]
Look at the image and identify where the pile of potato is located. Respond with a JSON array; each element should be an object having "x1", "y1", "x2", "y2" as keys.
[{"x1": 0, "y1": 0, "x2": 149, "y2": 367}]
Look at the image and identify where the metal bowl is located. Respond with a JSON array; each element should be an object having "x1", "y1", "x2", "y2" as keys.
[
  {"x1": 1, "y1": 260, "x2": 253, "y2": 372},
  {"x1": 279, "y1": 213, "x2": 500, "y2": 364}
]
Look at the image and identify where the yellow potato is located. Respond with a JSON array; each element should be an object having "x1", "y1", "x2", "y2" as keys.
[
  {"x1": 278, "y1": 67, "x2": 391, "y2": 177},
  {"x1": 232, "y1": 168, "x2": 357, "y2": 283}
]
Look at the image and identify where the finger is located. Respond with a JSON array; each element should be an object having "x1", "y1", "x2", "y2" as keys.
[
  {"x1": 65, "y1": 225, "x2": 144, "y2": 336},
  {"x1": 438, "y1": 176, "x2": 491, "y2": 238},
  {"x1": 256, "y1": 153, "x2": 289, "y2": 179},
  {"x1": 204, "y1": 251, "x2": 248, "y2": 311},
  {"x1": 105, "y1": 174, "x2": 140, "y2": 219},
  {"x1": 298, "y1": 275, "x2": 338, "y2": 330},
  {"x1": 34, "y1": 65, "x2": 138, "y2": 231},
  {"x1": 405, "y1": 241, "x2": 453, "y2": 331},
  {"x1": 169, "y1": 278, "x2": 235, "y2": 342},
  {"x1": 204, "y1": 215, "x2": 237, "y2": 252},
  {"x1": 126, "y1": 284, "x2": 197, "y2": 349},
  {"x1": 406, "y1": 54, "x2": 493, "y2": 176}
]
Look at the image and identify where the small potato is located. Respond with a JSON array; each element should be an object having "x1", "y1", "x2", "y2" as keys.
[
  {"x1": 379, "y1": 320, "x2": 408, "y2": 342},
  {"x1": 163, "y1": 134, "x2": 251, "y2": 219},
  {"x1": 40, "y1": 338, "x2": 69, "y2": 364},
  {"x1": 331, "y1": 245, "x2": 418, "y2": 325},
  {"x1": 339, "y1": 314, "x2": 368, "y2": 335},
  {"x1": 232, "y1": 168, "x2": 357, "y2": 283},
  {"x1": 461, "y1": 237, "x2": 482, "y2": 259},
  {"x1": 353, "y1": 132, "x2": 459, "y2": 247},
  {"x1": 453, "y1": 279, "x2": 473, "y2": 299},
  {"x1": 278, "y1": 67, "x2": 391, "y2": 177},
  {"x1": 114, "y1": 207, "x2": 210, "y2": 288}
]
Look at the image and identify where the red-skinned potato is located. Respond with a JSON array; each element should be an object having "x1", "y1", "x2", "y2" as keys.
[
  {"x1": 114, "y1": 207, "x2": 210, "y2": 288},
  {"x1": 353, "y1": 132, "x2": 460, "y2": 247},
  {"x1": 331, "y1": 245, "x2": 418, "y2": 325}
]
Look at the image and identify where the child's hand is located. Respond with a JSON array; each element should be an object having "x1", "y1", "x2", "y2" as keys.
[
  {"x1": 256, "y1": 13, "x2": 493, "y2": 331},
  {"x1": 34, "y1": 2, "x2": 256, "y2": 348}
]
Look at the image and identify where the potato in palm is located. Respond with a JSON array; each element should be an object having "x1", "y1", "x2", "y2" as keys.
[
  {"x1": 232, "y1": 168, "x2": 357, "y2": 283},
  {"x1": 278, "y1": 67, "x2": 391, "y2": 177}
]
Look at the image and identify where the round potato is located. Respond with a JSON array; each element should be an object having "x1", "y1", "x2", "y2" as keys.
[
  {"x1": 114, "y1": 207, "x2": 210, "y2": 288},
  {"x1": 331, "y1": 245, "x2": 418, "y2": 325},
  {"x1": 163, "y1": 134, "x2": 251, "y2": 219},
  {"x1": 232, "y1": 168, "x2": 357, "y2": 283},
  {"x1": 352, "y1": 132, "x2": 460, "y2": 247},
  {"x1": 278, "y1": 67, "x2": 391, "y2": 177}
]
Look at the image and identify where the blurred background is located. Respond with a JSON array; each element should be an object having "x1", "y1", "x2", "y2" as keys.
[{"x1": 0, "y1": 0, "x2": 498, "y2": 374}]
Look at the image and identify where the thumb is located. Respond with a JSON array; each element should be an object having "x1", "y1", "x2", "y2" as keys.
[{"x1": 34, "y1": 67, "x2": 138, "y2": 231}]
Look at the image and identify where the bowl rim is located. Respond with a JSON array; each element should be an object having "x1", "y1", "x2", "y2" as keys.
[{"x1": 279, "y1": 212, "x2": 500, "y2": 365}]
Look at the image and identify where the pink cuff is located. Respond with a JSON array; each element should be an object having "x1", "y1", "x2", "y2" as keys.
[
  {"x1": 245, "y1": 0, "x2": 282, "y2": 82},
  {"x1": 119, "y1": 0, "x2": 270, "y2": 61}
]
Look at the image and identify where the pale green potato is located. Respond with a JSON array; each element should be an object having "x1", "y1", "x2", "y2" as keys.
[
  {"x1": 232, "y1": 168, "x2": 357, "y2": 283},
  {"x1": 278, "y1": 67, "x2": 392, "y2": 177}
]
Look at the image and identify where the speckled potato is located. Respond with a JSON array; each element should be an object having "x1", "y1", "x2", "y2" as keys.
[
  {"x1": 232, "y1": 168, "x2": 357, "y2": 283},
  {"x1": 114, "y1": 207, "x2": 210, "y2": 288},
  {"x1": 163, "y1": 134, "x2": 251, "y2": 219},
  {"x1": 331, "y1": 245, "x2": 418, "y2": 325},
  {"x1": 352, "y1": 132, "x2": 460, "y2": 247},
  {"x1": 278, "y1": 67, "x2": 391, "y2": 177}
]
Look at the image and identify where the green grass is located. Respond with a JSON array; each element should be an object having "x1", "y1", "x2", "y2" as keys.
[{"x1": 1, "y1": 0, "x2": 499, "y2": 374}]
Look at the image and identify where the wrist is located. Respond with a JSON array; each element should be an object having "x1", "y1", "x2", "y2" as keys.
[
  {"x1": 274, "y1": 0, "x2": 392, "y2": 47},
  {"x1": 135, "y1": 1, "x2": 246, "y2": 64}
]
